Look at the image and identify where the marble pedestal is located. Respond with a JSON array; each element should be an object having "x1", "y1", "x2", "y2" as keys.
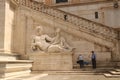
[{"x1": 29, "y1": 52, "x2": 73, "y2": 71}]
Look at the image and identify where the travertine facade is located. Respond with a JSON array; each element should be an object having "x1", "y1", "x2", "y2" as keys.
[
  {"x1": 43, "y1": 0, "x2": 108, "y2": 5},
  {"x1": 0, "y1": 0, "x2": 120, "y2": 72},
  {"x1": 29, "y1": 53, "x2": 73, "y2": 70},
  {"x1": 0, "y1": 0, "x2": 15, "y2": 52},
  {"x1": 59, "y1": 1, "x2": 120, "y2": 28}
]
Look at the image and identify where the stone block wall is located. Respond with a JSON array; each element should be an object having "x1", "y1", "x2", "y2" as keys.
[
  {"x1": 59, "y1": 1, "x2": 120, "y2": 28},
  {"x1": 29, "y1": 53, "x2": 73, "y2": 70}
]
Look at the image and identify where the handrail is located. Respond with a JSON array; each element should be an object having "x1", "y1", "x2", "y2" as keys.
[
  {"x1": 51, "y1": 0, "x2": 113, "y2": 7},
  {"x1": 13, "y1": 0, "x2": 118, "y2": 41}
]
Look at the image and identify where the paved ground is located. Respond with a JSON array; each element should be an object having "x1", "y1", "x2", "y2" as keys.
[
  {"x1": 2, "y1": 73, "x2": 120, "y2": 80},
  {"x1": 39, "y1": 74, "x2": 119, "y2": 80},
  {"x1": 1, "y1": 68, "x2": 120, "y2": 80}
]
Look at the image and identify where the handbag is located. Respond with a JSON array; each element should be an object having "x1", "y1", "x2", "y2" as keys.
[{"x1": 76, "y1": 60, "x2": 80, "y2": 64}]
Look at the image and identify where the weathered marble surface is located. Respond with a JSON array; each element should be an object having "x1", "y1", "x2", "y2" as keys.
[
  {"x1": 31, "y1": 26, "x2": 73, "y2": 53},
  {"x1": 29, "y1": 52, "x2": 73, "y2": 70}
]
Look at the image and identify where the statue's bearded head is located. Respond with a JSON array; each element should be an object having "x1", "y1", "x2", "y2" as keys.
[
  {"x1": 56, "y1": 28, "x2": 61, "y2": 33},
  {"x1": 36, "y1": 26, "x2": 43, "y2": 36}
]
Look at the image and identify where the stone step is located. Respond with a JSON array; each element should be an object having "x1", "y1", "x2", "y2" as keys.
[
  {"x1": 0, "y1": 60, "x2": 33, "y2": 78},
  {"x1": 0, "y1": 60, "x2": 33, "y2": 63},
  {"x1": 74, "y1": 68, "x2": 113, "y2": 72},
  {"x1": 4, "y1": 73, "x2": 48, "y2": 80},
  {"x1": 33, "y1": 70, "x2": 103, "y2": 75},
  {"x1": 0, "y1": 60, "x2": 33, "y2": 68},
  {"x1": 73, "y1": 63, "x2": 114, "y2": 69},
  {"x1": 0, "y1": 70, "x2": 31, "y2": 78},
  {"x1": 104, "y1": 73, "x2": 120, "y2": 78},
  {"x1": 110, "y1": 71, "x2": 120, "y2": 75},
  {"x1": 0, "y1": 65, "x2": 32, "y2": 73},
  {"x1": 50, "y1": 72, "x2": 101, "y2": 75},
  {"x1": 33, "y1": 68, "x2": 113, "y2": 75},
  {"x1": 0, "y1": 60, "x2": 32, "y2": 70},
  {"x1": 35, "y1": 70, "x2": 95, "y2": 73},
  {"x1": 0, "y1": 53, "x2": 20, "y2": 61},
  {"x1": 115, "y1": 69, "x2": 120, "y2": 72}
]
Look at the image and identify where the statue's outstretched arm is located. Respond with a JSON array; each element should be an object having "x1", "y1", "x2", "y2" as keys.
[{"x1": 45, "y1": 35, "x2": 54, "y2": 43}]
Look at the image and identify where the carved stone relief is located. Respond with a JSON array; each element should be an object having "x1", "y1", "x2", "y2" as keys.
[{"x1": 31, "y1": 26, "x2": 74, "y2": 53}]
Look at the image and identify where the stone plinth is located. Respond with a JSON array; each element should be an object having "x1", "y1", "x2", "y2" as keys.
[
  {"x1": 29, "y1": 52, "x2": 73, "y2": 71},
  {"x1": 0, "y1": 60, "x2": 32, "y2": 78}
]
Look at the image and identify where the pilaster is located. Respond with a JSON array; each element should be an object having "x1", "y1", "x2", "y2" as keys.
[
  {"x1": 0, "y1": 0, "x2": 5, "y2": 50},
  {"x1": 0, "y1": 0, "x2": 16, "y2": 52}
]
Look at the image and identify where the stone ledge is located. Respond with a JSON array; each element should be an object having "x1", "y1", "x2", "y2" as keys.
[
  {"x1": 73, "y1": 62, "x2": 114, "y2": 68},
  {"x1": 0, "y1": 60, "x2": 32, "y2": 78},
  {"x1": 104, "y1": 73, "x2": 120, "y2": 78},
  {"x1": 0, "y1": 70, "x2": 31, "y2": 78},
  {"x1": 0, "y1": 53, "x2": 20, "y2": 56},
  {"x1": 29, "y1": 52, "x2": 72, "y2": 55},
  {"x1": 0, "y1": 67, "x2": 32, "y2": 73},
  {"x1": 110, "y1": 71, "x2": 120, "y2": 75},
  {"x1": 0, "y1": 60, "x2": 33, "y2": 63},
  {"x1": 115, "y1": 69, "x2": 120, "y2": 72},
  {"x1": 0, "y1": 53, "x2": 21, "y2": 61}
]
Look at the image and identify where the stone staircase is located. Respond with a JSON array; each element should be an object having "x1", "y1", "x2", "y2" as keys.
[
  {"x1": 10, "y1": 0, "x2": 119, "y2": 70},
  {"x1": 32, "y1": 68, "x2": 113, "y2": 75},
  {"x1": 9, "y1": 0, "x2": 120, "y2": 75},
  {"x1": 0, "y1": 52, "x2": 33, "y2": 79},
  {"x1": 12, "y1": 0, "x2": 118, "y2": 49},
  {"x1": 73, "y1": 62, "x2": 114, "y2": 69},
  {"x1": 11, "y1": 1, "x2": 119, "y2": 66},
  {"x1": 104, "y1": 69, "x2": 120, "y2": 78}
]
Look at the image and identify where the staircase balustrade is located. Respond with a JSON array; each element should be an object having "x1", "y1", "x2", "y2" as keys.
[{"x1": 13, "y1": 0, "x2": 118, "y2": 41}]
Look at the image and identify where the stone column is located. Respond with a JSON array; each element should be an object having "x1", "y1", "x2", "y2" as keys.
[
  {"x1": 0, "y1": 0, "x2": 15, "y2": 52},
  {"x1": 0, "y1": 0, "x2": 5, "y2": 50},
  {"x1": 117, "y1": 31, "x2": 120, "y2": 61},
  {"x1": 111, "y1": 31, "x2": 120, "y2": 67},
  {"x1": 4, "y1": 0, "x2": 15, "y2": 52},
  {"x1": 13, "y1": 11, "x2": 27, "y2": 54},
  {"x1": 26, "y1": 17, "x2": 34, "y2": 54},
  {"x1": 112, "y1": 42, "x2": 119, "y2": 61},
  {"x1": 111, "y1": 31, "x2": 120, "y2": 62}
]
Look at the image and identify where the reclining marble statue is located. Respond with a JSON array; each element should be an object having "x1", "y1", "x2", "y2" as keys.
[{"x1": 31, "y1": 26, "x2": 74, "y2": 53}]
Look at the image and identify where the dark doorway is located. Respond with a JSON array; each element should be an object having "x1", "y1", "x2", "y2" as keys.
[
  {"x1": 56, "y1": 0, "x2": 68, "y2": 3},
  {"x1": 95, "y1": 12, "x2": 99, "y2": 19}
]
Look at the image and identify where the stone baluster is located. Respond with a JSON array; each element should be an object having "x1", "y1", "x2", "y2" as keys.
[
  {"x1": 54, "y1": 10, "x2": 60, "y2": 18},
  {"x1": 70, "y1": 16, "x2": 75, "y2": 24},
  {"x1": 74, "y1": 17, "x2": 79, "y2": 26},
  {"x1": 13, "y1": 0, "x2": 118, "y2": 41},
  {"x1": 58, "y1": 11, "x2": 64, "y2": 20},
  {"x1": 73, "y1": 17, "x2": 78, "y2": 25},
  {"x1": 67, "y1": 15, "x2": 72, "y2": 23},
  {"x1": 54, "y1": 11, "x2": 64, "y2": 20},
  {"x1": 77, "y1": 18, "x2": 83, "y2": 26},
  {"x1": 14, "y1": 0, "x2": 19, "y2": 3},
  {"x1": 45, "y1": 7, "x2": 50, "y2": 14},
  {"x1": 20, "y1": 0, "x2": 25, "y2": 6}
]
